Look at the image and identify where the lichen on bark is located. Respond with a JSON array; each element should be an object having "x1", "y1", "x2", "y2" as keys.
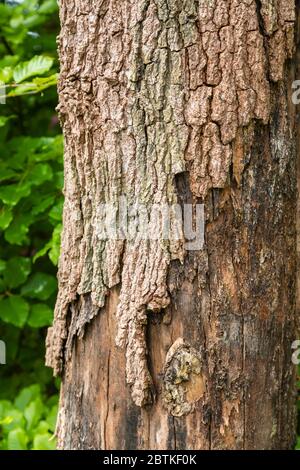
[
  {"x1": 46, "y1": 0, "x2": 296, "y2": 408},
  {"x1": 162, "y1": 338, "x2": 206, "y2": 417}
]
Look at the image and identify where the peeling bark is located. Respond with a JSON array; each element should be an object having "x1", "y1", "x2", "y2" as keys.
[{"x1": 47, "y1": 0, "x2": 298, "y2": 449}]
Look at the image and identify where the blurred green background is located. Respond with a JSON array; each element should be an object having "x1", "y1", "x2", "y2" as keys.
[
  {"x1": 0, "y1": 0, "x2": 299, "y2": 451},
  {"x1": 0, "y1": 0, "x2": 61, "y2": 450}
]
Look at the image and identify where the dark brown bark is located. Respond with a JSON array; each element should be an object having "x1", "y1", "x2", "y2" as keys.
[{"x1": 47, "y1": 0, "x2": 298, "y2": 449}]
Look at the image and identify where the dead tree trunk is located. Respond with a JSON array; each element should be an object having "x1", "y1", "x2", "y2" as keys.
[{"x1": 46, "y1": 0, "x2": 299, "y2": 449}]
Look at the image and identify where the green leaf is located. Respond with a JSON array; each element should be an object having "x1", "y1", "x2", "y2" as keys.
[
  {"x1": 27, "y1": 163, "x2": 53, "y2": 186},
  {"x1": 24, "y1": 397, "x2": 43, "y2": 431},
  {"x1": 0, "y1": 4, "x2": 10, "y2": 21},
  {"x1": 49, "y1": 225, "x2": 62, "y2": 265},
  {"x1": 49, "y1": 224, "x2": 62, "y2": 266},
  {"x1": 13, "y1": 55, "x2": 54, "y2": 83},
  {"x1": 28, "y1": 136, "x2": 63, "y2": 164},
  {"x1": 4, "y1": 213, "x2": 33, "y2": 245},
  {"x1": 0, "y1": 260, "x2": 6, "y2": 274},
  {"x1": 46, "y1": 405, "x2": 58, "y2": 433},
  {"x1": 33, "y1": 243, "x2": 50, "y2": 263},
  {"x1": 33, "y1": 74, "x2": 58, "y2": 90},
  {"x1": 0, "y1": 400, "x2": 12, "y2": 418},
  {"x1": 39, "y1": 0, "x2": 59, "y2": 15},
  {"x1": 0, "y1": 184, "x2": 31, "y2": 206},
  {"x1": 0, "y1": 400, "x2": 9, "y2": 415},
  {"x1": 15, "y1": 385, "x2": 41, "y2": 412},
  {"x1": 31, "y1": 195, "x2": 55, "y2": 216},
  {"x1": 3, "y1": 257, "x2": 31, "y2": 288},
  {"x1": 0, "y1": 166, "x2": 18, "y2": 183},
  {"x1": 33, "y1": 432, "x2": 56, "y2": 450},
  {"x1": 7, "y1": 82, "x2": 37, "y2": 97},
  {"x1": 54, "y1": 171, "x2": 64, "y2": 190},
  {"x1": 34, "y1": 224, "x2": 62, "y2": 265},
  {"x1": 0, "y1": 56, "x2": 19, "y2": 69},
  {"x1": 0, "y1": 207, "x2": 13, "y2": 230},
  {"x1": 34, "y1": 420, "x2": 50, "y2": 435},
  {"x1": 0, "y1": 116, "x2": 15, "y2": 128},
  {"x1": 0, "y1": 407, "x2": 25, "y2": 432},
  {"x1": 49, "y1": 200, "x2": 63, "y2": 222},
  {"x1": 0, "y1": 416, "x2": 13, "y2": 426},
  {"x1": 7, "y1": 428, "x2": 28, "y2": 450},
  {"x1": 8, "y1": 74, "x2": 58, "y2": 97},
  {"x1": 21, "y1": 273, "x2": 57, "y2": 300},
  {"x1": 10, "y1": 13, "x2": 24, "y2": 29},
  {"x1": 0, "y1": 296, "x2": 30, "y2": 327},
  {"x1": 0, "y1": 66, "x2": 13, "y2": 83},
  {"x1": 27, "y1": 303, "x2": 53, "y2": 328}
]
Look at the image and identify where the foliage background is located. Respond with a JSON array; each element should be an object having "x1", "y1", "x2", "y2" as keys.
[
  {"x1": 0, "y1": 0, "x2": 61, "y2": 450},
  {"x1": 0, "y1": 0, "x2": 299, "y2": 451}
]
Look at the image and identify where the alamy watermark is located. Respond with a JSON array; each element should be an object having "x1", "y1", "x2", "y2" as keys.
[
  {"x1": 94, "y1": 197, "x2": 205, "y2": 250},
  {"x1": 291, "y1": 83, "x2": 300, "y2": 366},
  {"x1": 292, "y1": 340, "x2": 300, "y2": 365},
  {"x1": 0, "y1": 340, "x2": 6, "y2": 365},
  {"x1": 292, "y1": 80, "x2": 300, "y2": 105},
  {"x1": 0, "y1": 81, "x2": 6, "y2": 105}
]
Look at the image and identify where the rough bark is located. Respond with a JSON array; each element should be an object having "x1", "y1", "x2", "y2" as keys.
[{"x1": 46, "y1": 0, "x2": 298, "y2": 449}]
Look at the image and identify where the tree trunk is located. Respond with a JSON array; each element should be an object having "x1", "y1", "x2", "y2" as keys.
[{"x1": 46, "y1": 0, "x2": 299, "y2": 449}]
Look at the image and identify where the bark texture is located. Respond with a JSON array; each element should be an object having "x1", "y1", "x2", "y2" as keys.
[{"x1": 47, "y1": 0, "x2": 298, "y2": 449}]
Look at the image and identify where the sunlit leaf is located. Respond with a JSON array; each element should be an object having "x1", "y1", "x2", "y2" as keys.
[
  {"x1": 24, "y1": 397, "x2": 43, "y2": 431},
  {"x1": 0, "y1": 207, "x2": 13, "y2": 230},
  {"x1": 13, "y1": 55, "x2": 54, "y2": 83},
  {"x1": 33, "y1": 432, "x2": 56, "y2": 450},
  {"x1": 0, "y1": 184, "x2": 31, "y2": 206},
  {"x1": 15, "y1": 385, "x2": 41, "y2": 412},
  {"x1": 7, "y1": 428, "x2": 28, "y2": 450},
  {"x1": 0, "y1": 116, "x2": 15, "y2": 128}
]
